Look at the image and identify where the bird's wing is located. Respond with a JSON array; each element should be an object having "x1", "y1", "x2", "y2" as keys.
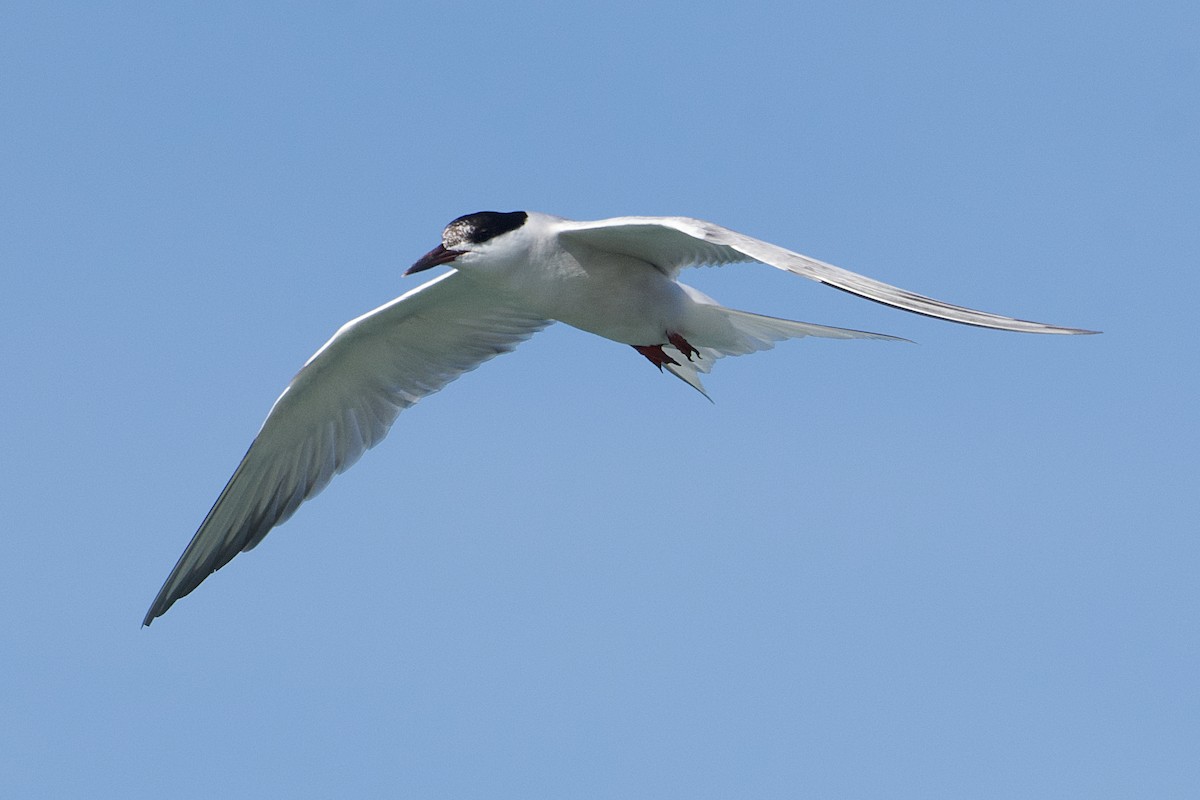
[
  {"x1": 144, "y1": 271, "x2": 550, "y2": 625},
  {"x1": 556, "y1": 216, "x2": 1097, "y2": 334}
]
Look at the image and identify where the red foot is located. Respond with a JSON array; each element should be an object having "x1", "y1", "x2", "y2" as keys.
[
  {"x1": 633, "y1": 331, "x2": 700, "y2": 370},
  {"x1": 667, "y1": 331, "x2": 699, "y2": 362},
  {"x1": 632, "y1": 344, "x2": 679, "y2": 370}
]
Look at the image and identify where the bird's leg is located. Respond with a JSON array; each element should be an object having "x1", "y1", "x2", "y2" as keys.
[
  {"x1": 632, "y1": 331, "x2": 699, "y2": 370},
  {"x1": 667, "y1": 331, "x2": 699, "y2": 362},
  {"x1": 632, "y1": 344, "x2": 679, "y2": 370}
]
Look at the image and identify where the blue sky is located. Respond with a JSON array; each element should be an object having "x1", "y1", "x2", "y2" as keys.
[{"x1": 2, "y1": 1, "x2": 1197, "y2": 797}]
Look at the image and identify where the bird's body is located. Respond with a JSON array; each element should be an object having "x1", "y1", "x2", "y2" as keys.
[
  {"x1": 463, "y1": 217, "x2": 687, "y2": 346},
  {"x1": 143, "y1": 211, "x2": 1096, "y2": 625}
]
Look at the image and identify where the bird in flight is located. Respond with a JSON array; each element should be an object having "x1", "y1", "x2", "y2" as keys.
[{"x1": 143, "y1": 211, "x2": 1096, "y2": 624}]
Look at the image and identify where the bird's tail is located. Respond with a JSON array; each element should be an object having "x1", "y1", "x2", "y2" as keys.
[{"x1": 662, "y1": 297, "x2": 906, "y2": 396}]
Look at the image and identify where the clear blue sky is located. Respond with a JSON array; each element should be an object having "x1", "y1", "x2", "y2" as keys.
[{"x1": 3, "y1": 2, "x2": 1196, "y2": 797}]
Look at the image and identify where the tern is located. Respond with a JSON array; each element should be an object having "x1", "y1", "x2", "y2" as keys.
[{"x1": 143, "y1": 211, "x2": 1096, "y2": 624}]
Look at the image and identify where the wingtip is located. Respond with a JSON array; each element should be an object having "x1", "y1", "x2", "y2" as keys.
[
  {"x1": 1041, "y1": 325, "x2": 1101, "y2": 335},
  {"x1": 142, "y1": 588, "x2": 177, "y2": 627}
]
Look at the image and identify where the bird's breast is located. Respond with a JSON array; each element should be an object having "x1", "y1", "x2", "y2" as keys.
[{"x1": 494, "y1": 250, "x2": 687, "y2": 346}]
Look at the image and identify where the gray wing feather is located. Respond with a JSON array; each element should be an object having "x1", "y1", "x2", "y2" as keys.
[
  {"x1": 144, "y1": 272, "x2": 549, "y2": 624},
  {"x1": 557, "y1": 216, "x2": 1097, "y2": 335}
]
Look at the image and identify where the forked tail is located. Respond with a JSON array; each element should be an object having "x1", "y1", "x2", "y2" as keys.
[{"x1": 661, "y1": 304, "x2": 905, "y2": 396}]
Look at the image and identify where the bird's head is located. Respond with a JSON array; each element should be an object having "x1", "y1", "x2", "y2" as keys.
[{"x1": 406, "y1": 210, "x2": 530, "y2": 276}]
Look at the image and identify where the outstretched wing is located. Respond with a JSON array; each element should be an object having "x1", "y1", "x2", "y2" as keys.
[
  {"x1": 556, "y1": 216, "x2": 1097, "y2": 335},
  {"x1": 144, "y1": 271, "x2": 550, "y2": 624}
]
